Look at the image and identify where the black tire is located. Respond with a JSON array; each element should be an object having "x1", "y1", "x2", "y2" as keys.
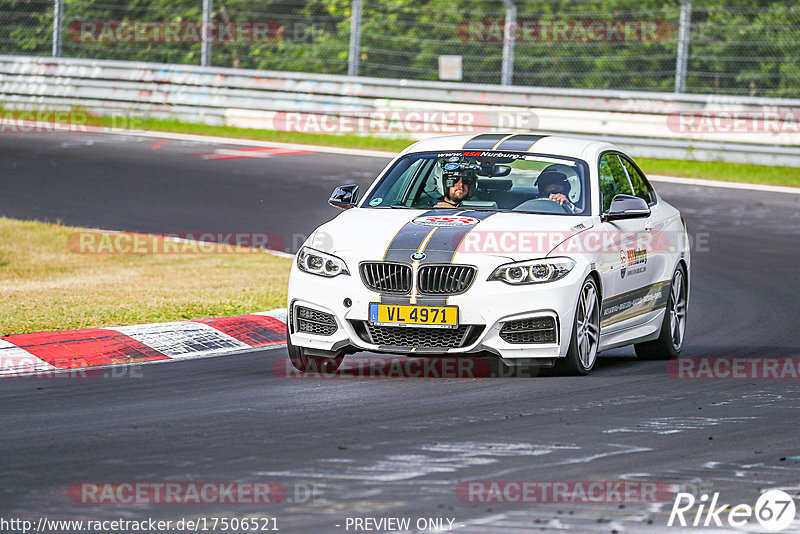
[
  {"x1": 635, "y1": 265, "x2": 688, "y2": 361},
  {"x1": 286, "y1": 323, "x2": 344, "y2": 373},
  {"x1": 556, "y1": 277, "x2": 601, "y2": 376}
]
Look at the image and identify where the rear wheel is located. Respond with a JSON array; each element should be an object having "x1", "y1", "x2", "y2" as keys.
[
  {"x1": 286, "y1": 323, "x2": 343, "y2": 373},
  {"x1": 635, "y1": 265, "x2": 687, "y2": 360},
  {"x1": 556, "y1": 277, "x2": 600, "y2": 376}
]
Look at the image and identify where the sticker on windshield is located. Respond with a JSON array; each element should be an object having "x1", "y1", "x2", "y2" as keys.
[
  {"x1": 413, "y1": 216, "x2": 480, "y2": 227},
  {"x1": 369, "y1": 198, "x2": 383, "y2": 206},
  {"x1": 436, "y1": 151, "x2": 526, "y2": 160},
  {"x1": 443, "y1": 163, "x2": 460, "y2": 171}
]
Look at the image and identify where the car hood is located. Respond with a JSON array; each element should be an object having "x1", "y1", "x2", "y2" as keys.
[{"x1": 308, "y1": 208, "x2": 594, "y2": 262}]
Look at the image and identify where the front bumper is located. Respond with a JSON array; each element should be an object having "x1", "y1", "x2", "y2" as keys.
[{"x1": 287, "y1": 259, "x2": 585, "y2": 360}]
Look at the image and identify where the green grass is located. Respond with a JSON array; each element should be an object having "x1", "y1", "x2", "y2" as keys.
[
  {"x1": 139, "y1": 117, "x2": 414, "y2": 153},
  {"x1": 4, "y1": 107, "x2": 799, "y2": 186},
  {"x1": 637, "y1": 158, "x2": 800, "y2": 187},
  {"x1": 0, "y1": 217, "x2": 292, "y2": 335},
  {"x1": 138, "y1": 118, "x2": 800, "y2": 188}
]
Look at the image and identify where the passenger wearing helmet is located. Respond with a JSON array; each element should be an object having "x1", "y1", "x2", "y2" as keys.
[
  {"x1": 535, "y1": 170, "x2": 574, "y2": 212},
  {"x1": 434, "y1": 162, "x2": 478, "y2": 208}
]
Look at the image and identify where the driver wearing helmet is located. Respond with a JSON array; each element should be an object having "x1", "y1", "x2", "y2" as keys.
[
  {"x1": 536, "y1": 171, "x2": 575, "y2": 212},
  {"x1": 434, "y1": 163, "x2": 478, "y2": 208}
]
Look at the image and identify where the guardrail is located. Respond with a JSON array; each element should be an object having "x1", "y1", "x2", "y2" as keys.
[{"x1": 1, "y1": 55, "x2": 799, "y2": 166}]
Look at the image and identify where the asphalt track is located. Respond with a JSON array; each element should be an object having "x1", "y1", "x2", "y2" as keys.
[{"x1": 2, "y1": 132, "x2": 800, "y2": 533}]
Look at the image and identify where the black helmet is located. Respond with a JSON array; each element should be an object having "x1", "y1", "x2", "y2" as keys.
[{"x1": 536, "y1": 171, "x2": 570, "y2": 195}]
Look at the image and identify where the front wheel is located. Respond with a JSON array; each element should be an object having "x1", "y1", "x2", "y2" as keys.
[
  {"x1": 556, "y1": 277, "x2": 601, "y2": 376},
  {"x1": 635, "y1": 265, "x2": 688, "y2": 360},
  {"x1": 286, "y1": 324, "x2": 344, "y2": 373}
]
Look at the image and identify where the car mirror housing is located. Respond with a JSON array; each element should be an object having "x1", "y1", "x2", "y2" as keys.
[
  {"x1": 329, "y1": 184, "x2": 359, "y2": 210},
  {"x1": 603, "y1": 194, "x2": 651, "y2": 221},
  {"x1": 477, "y1": 164, "x2": 512, "y2": 177}
]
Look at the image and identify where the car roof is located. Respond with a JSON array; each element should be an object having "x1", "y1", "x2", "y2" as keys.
[{"x1": 400, "y1": 133, "x2": 618, "y2": 162}]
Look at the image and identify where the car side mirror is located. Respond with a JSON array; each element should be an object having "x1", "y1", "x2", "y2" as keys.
[
  {"x1": 603, "y1": 194, "x2": 650, "y2": 221},
  {"x1": 329, "y1": 184, "x2": 359, "y2": 210}
]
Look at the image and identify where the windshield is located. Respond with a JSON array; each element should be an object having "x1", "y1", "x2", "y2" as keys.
[{"x1": 362, "y1": 151, "x2": 591, "y2": 216}]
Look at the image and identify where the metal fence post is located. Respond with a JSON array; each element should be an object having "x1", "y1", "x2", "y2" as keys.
[
  {"x1": 52, "y1": 0, "x2": 63, "y2": 57},
  {"x1": 674, "y1": 0, "x2": 691, "y2": 93},
  {"x1": 348, "y1": 0, "x2": 363, "y2": 76},
  {"x1": 501, "y1": 0, "x2": 516, "y2": 86},
  {"x1": 201, "y1": 0, "x2": 213, "y2": 67}
]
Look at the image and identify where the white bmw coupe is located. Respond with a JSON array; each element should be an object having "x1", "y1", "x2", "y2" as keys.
[{"x1": 286, "y1": 134, "x2": 690, "y2": 375}]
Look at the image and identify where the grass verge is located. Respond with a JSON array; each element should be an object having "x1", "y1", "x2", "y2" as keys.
[
  {"x1": 140, "y1": 117, "x2": 412, "y2": 153},
  {"x1": 637, "y1": 157, "x2": 800, "y2": 187},
  {"x1": 134, "y1": 118, "x2": 800, "y2": 188},
  {"x1": 4, "y1": 108, "x2": 799, "y2": 187},
  {"x1": 0, "y1": 217, "x2": 292, "y2": 335}
]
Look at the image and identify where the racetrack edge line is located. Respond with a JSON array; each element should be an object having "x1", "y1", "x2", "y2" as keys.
[{"x1": 99, "y1": 127, "x2": 800, "y2": 194}]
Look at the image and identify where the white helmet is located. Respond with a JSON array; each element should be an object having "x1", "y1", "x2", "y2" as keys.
[{"x1": 434, "y1": 160, "x2": 478, "y2": 199}]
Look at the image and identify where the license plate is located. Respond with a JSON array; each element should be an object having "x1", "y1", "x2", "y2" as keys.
[{"x1": 369, "y1": 303, "x2": 458, "y2": 328}]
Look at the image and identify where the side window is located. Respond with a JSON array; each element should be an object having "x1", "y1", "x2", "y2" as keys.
[
  {"x1": 384, "y1": 158, "x2": 425, "y2": 205},
  {"x1": 598, "y1": 154, "x2": 633, "y2": 212},
  {"x1": 619, "y1": 156, "x2": 655, "y2": 204},
  {"x1": 409, "y1": 160, "x2": 441, "y2": 207}
]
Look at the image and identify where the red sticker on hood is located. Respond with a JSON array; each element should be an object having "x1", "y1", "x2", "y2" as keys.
[{"x1": 413, "y1": 216, "x2": 480, "y2": 227}]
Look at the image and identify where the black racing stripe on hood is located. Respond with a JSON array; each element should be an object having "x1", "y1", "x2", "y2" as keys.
[
  {"x1": 383, "y1": 209, "x2": 453, "y2": 262},
  {"x1": 380, "y1": 209, "x2": 449, "y2": 305},
  {"x1": 379, "y1": 210, "x2": 495, "y2": 306},
  {"x1": 495, "y1": 134, "x2": 548, "y2": 151},
  {"x1": 413, "y1": 211, "x2": 496, "y2": 306},
  {"x1": 417, "y1": 210, "x2": 496, "y2": 265},
  {"x1": 462, "y1": 133, "x2": 509, "y2": 150}
]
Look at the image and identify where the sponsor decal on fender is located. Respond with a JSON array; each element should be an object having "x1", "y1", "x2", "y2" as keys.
[
  {"x1": 600, "y1": 280, "x2": 669, "y2": 327},
  {"x1": 620, "y1": 247, "x2": 648, "y2": 279}
]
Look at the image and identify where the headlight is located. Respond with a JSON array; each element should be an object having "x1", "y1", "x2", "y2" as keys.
[
  {"x1": 488, "y1": 257, "x2": 575, "y2": 285},
  {"x1": 297, "y1": 247, "x2": 350, "y2": 277}
]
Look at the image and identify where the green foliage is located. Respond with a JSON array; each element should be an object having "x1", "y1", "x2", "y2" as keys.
[
  {"x1": 2, "y1": 0, "x2": 54, "y2": 55},
  {"x1": 599, "y1": 154, "x2": 634, "y2": 212},
  {"x1": 1, "y1": 0, "x2": 799, "y2": 96}
]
